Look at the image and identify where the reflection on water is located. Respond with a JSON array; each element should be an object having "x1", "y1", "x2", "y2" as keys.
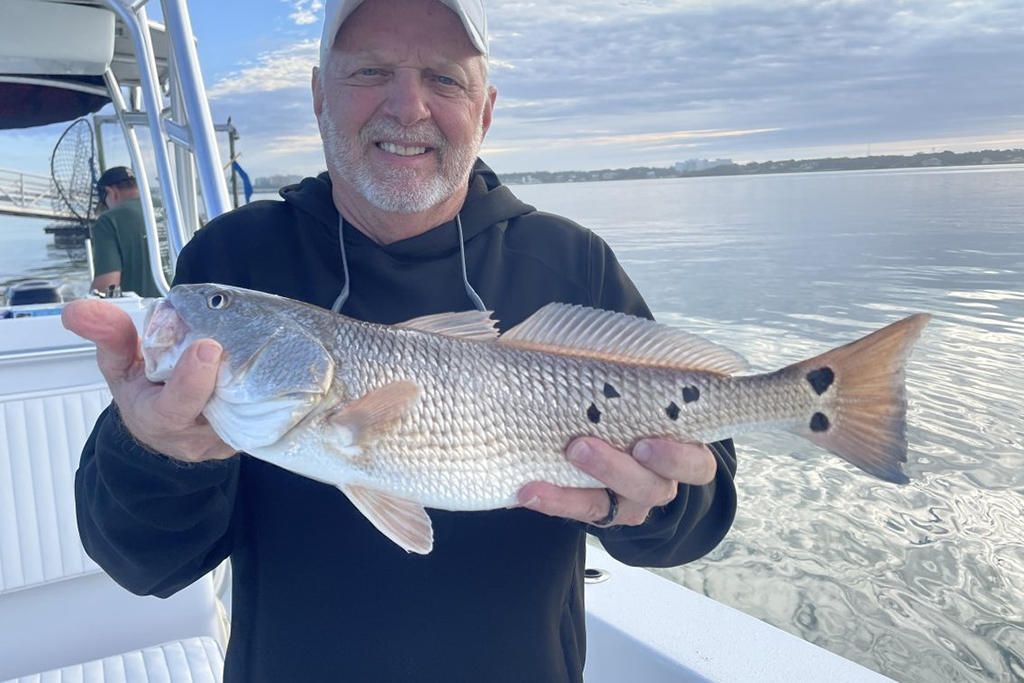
[
  {"x1": 3, "y1": 166, "x2": 1022, "y2": 682},
  {"x1": 0, "y1": 214, "x2": 91, "y2": 299},
  {"x1": 516, "y1": 166, "x2": 1024, "y2": 683}
]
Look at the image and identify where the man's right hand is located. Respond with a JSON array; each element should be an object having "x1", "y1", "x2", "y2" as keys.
[{"x1": 62, "y1": 299, "x2": 237, "y2": 463}]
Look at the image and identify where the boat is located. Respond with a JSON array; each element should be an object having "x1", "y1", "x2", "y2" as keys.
[{"x1": 0, "y1": 2, "x2": 896, "y2": 681}]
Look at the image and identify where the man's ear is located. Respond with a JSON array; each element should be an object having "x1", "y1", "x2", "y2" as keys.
[
  {"x1": 312, "y1": 66, "x2": 324, "y2": 117},
  {"x1": 480, "y1": 85, "x2": 497, "y2": 139}
]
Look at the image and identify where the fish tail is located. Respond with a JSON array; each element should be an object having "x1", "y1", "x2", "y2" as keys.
[{"x1": 787, "y1": 314, "x2": 931, "y2": 484}]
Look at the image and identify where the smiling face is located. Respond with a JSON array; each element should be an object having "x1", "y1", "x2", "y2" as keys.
[{"x1": 314, "y1": 0, "x2": 495, "y2": 217}]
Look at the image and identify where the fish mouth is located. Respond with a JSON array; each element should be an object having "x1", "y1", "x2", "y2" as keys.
[{"x1": 141, "y1": 297, "x2": 191, "y2": 382}]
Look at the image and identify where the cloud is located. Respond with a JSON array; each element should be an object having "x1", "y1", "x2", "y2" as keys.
[
  {"x1": 478, "y1": 0, "x2": 1024, "y2": 170},
  {"x1": 207, "y1": 39, "x2": 319, "y2": 98},
  {"x1": 189, "y1": 0, "x2": 1024, "y2": 176},
  {"x1": 288, "y1": 0, "x2": 324, "y2": 26}
]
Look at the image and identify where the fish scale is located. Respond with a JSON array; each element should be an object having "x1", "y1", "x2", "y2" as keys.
[
  {"x1": 142, "y1": 283, "x2": 929, "y2": 554},
  {"x1": 325, "y1": 333, "x2": 819, "y2": 506}
]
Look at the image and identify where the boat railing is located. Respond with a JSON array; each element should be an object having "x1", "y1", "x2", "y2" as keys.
[
  {"x1": 92, "y1": 0, "x2": 231, "y2": 292},
  {"x1": 0, "y1": 167, "x2": 61, "y2": 219}
]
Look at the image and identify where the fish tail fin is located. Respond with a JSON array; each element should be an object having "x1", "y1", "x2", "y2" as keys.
[{"x1": 788, "y1": 314, "x2": 931, "y2": 484}]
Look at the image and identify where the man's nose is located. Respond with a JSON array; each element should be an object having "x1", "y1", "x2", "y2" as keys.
[{"x1": 383, "y1": 69, "x2": 431, "y2": 126}]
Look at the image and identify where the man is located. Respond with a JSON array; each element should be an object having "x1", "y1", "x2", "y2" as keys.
[
  {"x1": 89, "y1": 166, "x2": 161, "y2": 298},
  {"x1": 63, "y1": 1, "x2": 738, "y2": 681}
]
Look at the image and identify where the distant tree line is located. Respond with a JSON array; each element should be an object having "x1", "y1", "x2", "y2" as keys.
[
  {"x1": 251, "y1": 174, "x2": 304, "y2": 190},
  {"x1": 252, "y1": 149, "x2": 1024, "y2": 189},
  {"x1": 499, "y1": 148, "x2": 1024, "y2": 185}
]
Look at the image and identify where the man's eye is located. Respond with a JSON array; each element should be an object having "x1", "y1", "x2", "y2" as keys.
[
  {"x1": 435, "y1": 75, "x2": 459, "y2": 87},
  {"x1": 350, "y1": 68, "x2": 390, "y2": 80}
]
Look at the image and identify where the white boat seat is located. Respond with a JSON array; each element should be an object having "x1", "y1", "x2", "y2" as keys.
[
  {"x1": 0, "y1": 636, "x2": 224, "y2": 683},
  {"x1": 0, "y1": 385, "x2": 110, "y2": 593},
  {"x1": 0, "y1": 383, "x2": 225, "y2": 680}
]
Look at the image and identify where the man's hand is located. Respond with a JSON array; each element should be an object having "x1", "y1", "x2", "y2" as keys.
[
  {"x1": 62, "y1": 299, "x2": 237, "y2": 463},
  {"x1": 517, "y1": 437, "x2": 717, "y2": 527}
]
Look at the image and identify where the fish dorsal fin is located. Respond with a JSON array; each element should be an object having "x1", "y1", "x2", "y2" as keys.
[
  {"x1": 329, "y1": 381, "x2": 420, "y2": 444},
  {"x1": 397, "y1": 310, "x2": 499, "y2": 341},
  {"x1": 340, "y1": 484, "x2": 434, "y2": 554},
  {"x1": 498, "y1": 303, "x2": 750, "y2": 375}
]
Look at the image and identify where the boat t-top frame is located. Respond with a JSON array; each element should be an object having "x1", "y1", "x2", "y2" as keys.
[{"x1": 0, "y1": 0, "x2": 232, "y2": 294}]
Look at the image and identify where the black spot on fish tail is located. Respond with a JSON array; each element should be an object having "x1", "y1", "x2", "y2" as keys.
[
  {"x1": 682, "y1": 386, "x2": 700, "y2": 404},
  {"x1": 665, "y1": 402, "x2": 680, "y2": 420},
  {"x1": 603, "y1": 382, "x2": 620, "y2": 399},
  {"x1": 810, "y1": 412, "x2": 830, "y2": 432},
  {"x1": 587, "y1": 403, "x2": 601, "y2": 424},
  {"x1": 806, "y1": 367, "x2": 835, "y2": 396}
]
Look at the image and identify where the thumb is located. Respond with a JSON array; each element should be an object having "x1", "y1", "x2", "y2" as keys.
[
  {"x1": 62, "y1": 299, "x2": 140, "y2": 380},
  {"x1": 152, "y1": 340, "x2": 223, "y2": 425}
]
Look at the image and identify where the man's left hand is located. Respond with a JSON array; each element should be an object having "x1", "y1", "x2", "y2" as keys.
[{"x1": 517, "y1": 438, "x2": 717, "y2": 527}]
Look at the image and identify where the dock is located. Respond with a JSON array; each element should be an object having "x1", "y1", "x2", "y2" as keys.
[
  {"x1": 43, "y1": 222, "x2": 90, "y2": 248},
  {"x1": 0, "y1": 168, "x2": 72, "y2": 220}
]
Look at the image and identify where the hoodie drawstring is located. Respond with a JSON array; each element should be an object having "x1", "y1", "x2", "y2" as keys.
[{"x1": 330, "y1": 214, "x2": 487, "y2": 314}]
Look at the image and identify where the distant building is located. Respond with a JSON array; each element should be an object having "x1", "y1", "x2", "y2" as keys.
[{"x1": 674, "y1": 158, "x2": 733, "y2": 173}]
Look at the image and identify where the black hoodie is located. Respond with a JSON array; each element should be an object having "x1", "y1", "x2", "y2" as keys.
[{"x1": 76, "y1": 161, "x2": 737, "y2": 683}]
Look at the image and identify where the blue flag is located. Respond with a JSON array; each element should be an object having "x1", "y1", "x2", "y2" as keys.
[{"x1": 232, "y1": 160, "x2": 253, "y2": 204}]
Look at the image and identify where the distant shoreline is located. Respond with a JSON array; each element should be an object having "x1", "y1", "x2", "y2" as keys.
[
  {"x1": 497, "y1": 148, "x2": 1024, "y2": 186},
  {"x1": 249, "y1": 149, "x2": 1024, "y2": 190}
]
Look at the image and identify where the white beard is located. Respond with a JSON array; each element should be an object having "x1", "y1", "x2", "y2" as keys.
[{"x1": 319, "y1": 99, "x2": 484, "y2": 214}]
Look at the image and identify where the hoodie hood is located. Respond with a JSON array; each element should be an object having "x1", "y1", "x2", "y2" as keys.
[{"x1": 278, "y1": 160, "x2": 535, "y2": 259}]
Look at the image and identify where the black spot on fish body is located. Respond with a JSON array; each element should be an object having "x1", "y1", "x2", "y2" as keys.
[
  {"x1": 603, "y1": 382, "x2": 620, "y2": 399},
  {"x1": 810, "y1": 412, "x2": 830, "y2": 432},
  {"x1": 665, "y1": 402, "x2": 680, "y2": 420},
  {"x1": 682, "y1": 386, "x2": 700, "y2": 404},
  {"x1": 587, "y1": 403, "x2": 601, "y2": 424},
  {"x1": 806, "y1": 367, "x2": 835, "y2": 396}
]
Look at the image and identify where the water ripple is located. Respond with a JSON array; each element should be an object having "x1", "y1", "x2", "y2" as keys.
[{"x1": 613, "y1": 168, "x2": 1024, "y2": 683}]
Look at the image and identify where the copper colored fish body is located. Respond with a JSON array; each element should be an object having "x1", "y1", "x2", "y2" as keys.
[{"x1": 142, "y1": 284, "x2": 930, "y2": 554}]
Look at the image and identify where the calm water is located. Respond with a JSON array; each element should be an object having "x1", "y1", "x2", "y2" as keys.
[
  {"x1": 514, "y1": 167, "x2": 1024, "y2": 683},
  {"x1": 3, "y1": 166, "x2": 1023, "y2": 682}
]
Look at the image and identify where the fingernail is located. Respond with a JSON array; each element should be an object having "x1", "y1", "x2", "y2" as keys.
[
  {"x1": 518, "y1": 493, "x2": 540, "y2": 509},
  {"x1": 568, "y1": 440, "x2": 592, "y2": 465},
  {"x1": 634, "y1": 441, "x2": 652, "y2": 463},
  {"x1": 197, "y1": 343, "x2": 221, "y2": 364}
]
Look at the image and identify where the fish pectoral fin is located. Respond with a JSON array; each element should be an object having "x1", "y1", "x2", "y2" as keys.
[
  {"x1": 396, "y1": 310, "x2": 499, "y2": 341},
  {"x1": 328, "y1": 381, "x2": 420, "y2": 444},
  {"x1": 341, "y1": 484, "x2": 434, "y2": 555}
]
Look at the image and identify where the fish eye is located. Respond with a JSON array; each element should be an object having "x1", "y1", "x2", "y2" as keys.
[{"x1": 207, "y1": 292, "x2": 229, "y2": 309}]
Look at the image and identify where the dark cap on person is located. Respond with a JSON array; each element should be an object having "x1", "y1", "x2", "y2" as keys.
[{"x1": 96, "y1": 166, "x2": 135, "y2": 191}]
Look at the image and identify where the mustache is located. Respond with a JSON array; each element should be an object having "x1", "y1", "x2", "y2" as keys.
[{"x1": 359, "y1": 117, "x2": 447, "y2": 149}]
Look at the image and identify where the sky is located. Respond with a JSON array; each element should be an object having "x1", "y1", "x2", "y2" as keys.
[{"x1": 3, "y1": 0, "x2": 1024, "y2": 179}]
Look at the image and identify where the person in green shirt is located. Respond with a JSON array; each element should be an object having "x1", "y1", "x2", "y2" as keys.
[{"x1": 90, "y1": 166, "x2": 161, "y2": 298}]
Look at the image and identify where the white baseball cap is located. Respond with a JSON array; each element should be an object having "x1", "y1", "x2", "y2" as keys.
[{"x1": 320, "y1": 0, "x2": 488, "y2": 65}]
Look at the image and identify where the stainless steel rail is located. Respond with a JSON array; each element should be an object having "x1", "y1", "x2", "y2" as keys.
[{"x1": 0, "y1": 346, "x2": 96, "y2": 364}]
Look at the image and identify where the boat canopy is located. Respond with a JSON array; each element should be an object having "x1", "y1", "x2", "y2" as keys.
[
  {"x1": 0, "y1": 0, "x2": 171, "y2": 131},
  {"x1": 0, "y1": 76, "x2": 110, "y2": 130}
]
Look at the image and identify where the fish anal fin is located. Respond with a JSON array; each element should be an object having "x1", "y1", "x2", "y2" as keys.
[
  {"x1": 792, "y1": 314, "x2": 931, "y2": 484},
  {"x1": 329, "y1": 381, "x2": 419, "y2": 444},
  {"x1": 397, "y1": 310, "x2": 499, "y2": 341},
  {"x1": 341, "y1": 484, "x2": 434, "y2": 554},
  {"x1": 499, "y1": 303, "x2": 749, "y2": 375}
]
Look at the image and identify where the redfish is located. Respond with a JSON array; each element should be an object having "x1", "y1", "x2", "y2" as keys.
[{"x1": 142, "y1": 284, "x2": 929, "y2": 554}]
